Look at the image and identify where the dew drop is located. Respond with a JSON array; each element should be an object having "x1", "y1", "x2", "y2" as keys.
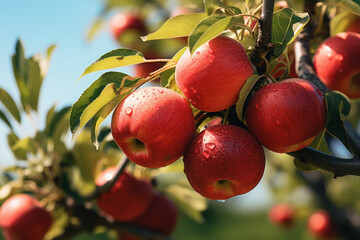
[
  {"x1": 125, "y1": 107, "x2": 133, "y2": 116},
  {"x1": 209, "y1": 49, "x2": 214, "y2": 54},
  {"x1": 196, "y1": 51, "x2": 200, "y2": 55},
  {"x1": 275, "y1": 119, "x2": 281, "y2": 125},
  {"x1": 183, "y1": 87, "x2": 188, "y2": 93},
  {"x1": 157, "y1": 88, "x2": 164, "y2": 93},
  {"x1": 272, "y1": 88, "x2": 277, "y2": 92},
  {"x1": 205, "y1": 143, "x2": 216, "y2": 150},
  {"x1": 202, "y1": 151, "x2": 210, "y2": 159},
  {"x1": 190, "y1": 86, "x2": 197, "y2": 94}
]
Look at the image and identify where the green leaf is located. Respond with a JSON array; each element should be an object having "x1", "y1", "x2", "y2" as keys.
[
  {"x1": 325, "y1": 0, "x2": 360, "y2": 15},
  {"x1": 12, "y1": 137, "x2": 37, "y2": 155},
  {"x1": 0, "y1": 88, "x2": 21, "y2": 122},
  {"x1": 203, "y1": 0, "x2": 242, "y2": 15},
  {"x1": 49, "y1": 106, "x2": 71, "y2": 140},
  {"x1": 79, "y1": 49, "x2": 145, "y2": 79},
  {"x1": 236, "y1": 74, "x2": 261, "y2": 122},
  {"x1": 7, "y1": 132, "x2": 27, "y2": 160},
  {"x1": 271, "y1": 8, "x2": 310, "y2": 58},
  {"x1": 141, "y1": 13, "x2": 207, "y2": 42},
  {"x1": 165, "y1": 183, "x2": 207, "y2": 223},
  {"x1": 330, "y1": 11, "x2": 359, "y2": 36},
  {"x1": 70, "y1": 72, "x2": 143, "y2": 138},
  {"x1": 0, "y1": 110, "x2": 12, "y2": 129},
  {"x1": 27, "y1": 58, "x2": 42, "y2": 112},
  {"x1": 86, "y1": 17, "x2": 105, "y2": 42},
  {"x1": 188, "y1": 15, "x2": 243, "y2": 54},
  {"x1": 325, "y1": 91, "x2": 353, "y2": 153},
  {"x1": 44, "y1": 105, "x2": 57, "y2": 136}
]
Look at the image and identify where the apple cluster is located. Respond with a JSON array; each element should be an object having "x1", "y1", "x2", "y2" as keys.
[
  {"x1": 95, "y1": 167, "x2": 178, "y2": 239},
  {"x1": 109, "y1": 34, "x2": 329, "y2": 204},
  {"x1": 0, "y1": 194, "x2": 53, "y2": 240}
]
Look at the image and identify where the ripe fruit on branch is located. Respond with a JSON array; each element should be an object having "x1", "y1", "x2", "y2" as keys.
[
  {"x1": 313, "y1": 32, "x2": 360, "y2": 99},
  {"x1": 111, "y1": 87, "x2": 195, "y2": 168},
  {"x1": 175, "y1": 35, "x2": 253, "y2": 112},
  {"x1": 134, "y1": 51, "x2": 165, "y2": 79},
  {"x1": 245, "y1": 78, "x2": 327, "y2": 153},
  {"x1": 268, "y1": 203, "x2": 294, "y2": 228},
  {"x1": 183, "y1": 124, "x2": 265, "y2": 200},
  {"x1": 0, "y1": 194, "x2": 53, "y2": 240},
  {"x1": 95, "y1": 167, "x2": 154, "y2": 221},
  {"x1": 307, "y1": 210, "x2": 337, "y2": 240},
  {"x1": 109, "y1": 12, "x2": 147, "y2": 47}
]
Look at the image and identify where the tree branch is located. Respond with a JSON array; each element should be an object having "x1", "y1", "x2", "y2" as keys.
[
  {"x1": 85, "y1": 155, "x2": 130, "y2": 200},
  {"x1": 288, "y1": 147, "x2": 360, "y2": 177},
  {"x1": 250, "y1": 0, "x2": 275, "y2": 74}
]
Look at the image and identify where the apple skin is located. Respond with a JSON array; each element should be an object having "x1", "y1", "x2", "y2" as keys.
[
  {"x1": 95, "y1": 167, "x2": 154, "y2": 221},
  {"x1": 134, "y1": 52, "x2": 165, "y2": 79},
  {"x1": 111, "y1": 87, "x2": 196, "y2": 168},
  {"x1": 183, "y1": 124, "x2": 265, "y2": 200},
  {"x1": 271, "y1": 53, "x2": 297, "y2": 79},
  {"x1": 313, "y1": 32, "x2": 360, "y2": 99},
  {"x1": 175, "y1": 35, "x2": 253, "y2": 112},
  {"x1": 245, "y1": 78, "x2": 327, "y2": 153},
  {"x1": 109, "y1": 12, "x2": 146, "y2": 42},
  {"x1": 307, "y1": 210, "x2": 337, "y2": 240},
  {"x1": 0, "y1": 194, "x2": 53, "y2": 240},
  {"x1": 268, "y1": 203, "x2": 294, "y2": 228}
]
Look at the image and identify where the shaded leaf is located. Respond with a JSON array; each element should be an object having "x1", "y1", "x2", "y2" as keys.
[
  {"x1": 325, "y1": 0, "x2": 360, "y2": 15},
  {"x1": 0, "y1": 110, "x2": 12, "y2": 129},
  {"x1": 86, "y1": 17, "x2": 105, "y2": 42},
  {"x1": 27, "y1": 58, "x2": 42, "y2": 111},
  {"x1": 188, "y1": 14, "x2": 244, "y2": 54},
  {"x1": 160, "y1": 47, "x2": 187, "y2": 87},
  {"x1": 0, "y1": 88, "x2": 20, "y2": 122},
  {"x1": 70, "y1": 72, "x2": 143, "y2": 138},
  {"x1": 204, "y1": 0, "x2": 242, "y2": 15},
  {"x1": 330, "y1": 11, "x2": 359, "y2": 36},
  {"x1": 325, "y1": 91, "x2": 353, "y2": 153},
  {"x1": 48, "y1": 106, "x2": 71, "y2": 138},
  {"x1": 271, "y1": 8, "x2": 310, "y2": 58},
  {"x1": 141, "y1": 13, "x2": 207, "y2": 41},
  {"x1": 7, "y1": 132, "x2": 27, "y2": 160},
  {"x1": 79, "y1": 49, "x2": 145, "y2": 79},
  {"x1": 236, "y1": 74, "x2": 261, "y2": 122}
]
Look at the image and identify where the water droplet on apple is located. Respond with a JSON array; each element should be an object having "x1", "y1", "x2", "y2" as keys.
[
  {"x1": 183, "y1": 87, "x2": 188, "y2": 93},
  {"x1": 190, "y1": 99, "x2": 197, "y2": 105},
  {"x1": 282, "y1": 85, "x2": 288, "y2": 89},
  {"x1": 157, "y1": 88, "x2": 164, "y2": 93},
  {"x1": 202, "y1": 151, "x2": 210, "y2": 159},
  {"x1": 196, "y1": 51, "x2": 200, "y2": 55},
  {"x1": 197, "y1": 138, "x2": 202, "y2": 144},
  {"x1": 209, "y1": 49, "x2": 214, "y2": 54},
  {"x1": 125, "y1": 107, "x2": 133, "y2": 116},
  {"x1": 275, "y1": 119, "x2": 281, "y2": 125},
  {"x1": 205, "y1": 143, "x2": 216, "y2": 150},
  {"x1": 190, "y1": 86, "x2": 197, "y2": 94},
  {"x1": 272, "y1": 88, "x2": 277, "y2": 92}
]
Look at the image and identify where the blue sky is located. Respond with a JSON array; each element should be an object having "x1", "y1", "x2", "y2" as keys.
[{"x1": 0, "y1": 1, "x2": 134, "y2": 166}]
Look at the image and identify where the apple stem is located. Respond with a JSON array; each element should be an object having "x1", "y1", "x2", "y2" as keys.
[{"x1": 85, "y1": 155, "x2": 130, "y2": 200}]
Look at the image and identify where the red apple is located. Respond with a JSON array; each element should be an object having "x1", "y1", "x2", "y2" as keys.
[
  {"x1": 134, "y1": 51, "x2": 165, "y2": 79},
  {"x1": 245, "y1": 78, "x2": 327, "y2": 153},
  {"x1": 95, "y1": 167, "x2": 154, "y2": 221},
  {"x1": 109, "y1": 12, "x2": 147, "y2": 46},
  {"x1": 0, "y1": 194, "x2": 52, "y2": 240},
  {"x1": 183, "y1": 124, "x2": 265, "y2": 200},
  {"x1": 268, "y1": 203, "x2": 294, "y2": 228},
  {"x1": 274, "y1": 1, "x2": 290, "y2": 11},
  {"x1": 175, "y1": 35, "x2": 254, "y2": 112},
  {"x1": 313, "y1": 32, "x2": 360, "y2": 99},
  {"x1": 111, "y1": 87, "x2": 195, "y2": 168},
  {"x1": 307, "y1": 210, "x2": 337, "y2": 240}
]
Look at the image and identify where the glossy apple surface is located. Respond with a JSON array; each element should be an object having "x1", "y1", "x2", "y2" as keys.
[
  {"x1": 175, "y1": 35, "x2": 253, "y2": 112},
  {"x1": 268, "y1": 203, "x2": 294, "y2": 228},
  {"x1": 0, "y1": 194, "x2": 52, "y2": 240},
  {"x1": 308, "y1": 210, "x2": 337, "y2": 240},
  {"x1": 111, "y1": 87, "x2": 195, "y2": 168},
  {"x1": 96, "y1": 167, "x2": 154, "y2": 221},
  {"x1": 183, "y1": 124, "x2": 265, "y2": 200},
  {"x1": 245, "y1": 78, "x2": 327, "y2": 153},
  {"x1": 313, "y1": 32, "x2": 360, "y2": 99}
]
